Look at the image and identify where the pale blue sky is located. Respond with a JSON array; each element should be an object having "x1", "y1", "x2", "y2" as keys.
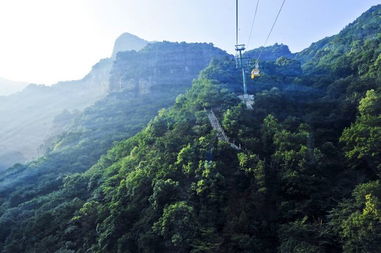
[{"x1": 0, "y1": 0, "x2": 380, "y2": 84}]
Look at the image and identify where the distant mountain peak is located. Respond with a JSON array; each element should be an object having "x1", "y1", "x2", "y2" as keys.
[
  {"x1": 296, "y1": 4, "x2": 381, "y2": 67},
  {"x1": 0, "y1": 77, "x2": 28, "y2": 96},
  {"x1": 112, "y1": 33, "x2": 148, "y2": 58},
  {"x1": 244, "y1": 43, "x2": 293, "y2": 61}
]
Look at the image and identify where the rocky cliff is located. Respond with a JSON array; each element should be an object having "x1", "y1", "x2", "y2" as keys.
[
  {"x1": 109, "y1": 42, "x2": 228, "y2": 94},
  {"x1": 112, "y1": 33, "x2": 148, "y2": 59}
]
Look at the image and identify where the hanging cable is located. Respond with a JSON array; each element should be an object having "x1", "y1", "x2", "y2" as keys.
[
  {"x1": 256, "y1": 0, "x2": 287, "y2": 63},
  {"x1": 236, "y1": 0, "x2": 239, "y2": 45},
  {"x1": 247, "y1": 0, "x2": 260, "y2": 48}
]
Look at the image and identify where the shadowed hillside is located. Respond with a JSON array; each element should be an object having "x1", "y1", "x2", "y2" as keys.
[
  {"x1": 0, "y1": 5, "x2": 380, "y2": 253},
  {"x1": 0, "y1": 34, "x2": 149, "y2": 170}
]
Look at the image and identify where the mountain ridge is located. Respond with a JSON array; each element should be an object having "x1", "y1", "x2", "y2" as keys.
[
  {"x1": 0, "y1": 33, "x2": 153, "y2": 170},
  {"x1": 0, "y1": 77, "x2": 28, "y2": 96},
  {"x1": 112, "y1": 32, "x2": 148, "y2": 58},
  {"x1": 0, "y1": 5, "x2": 380, "y2": 252}
]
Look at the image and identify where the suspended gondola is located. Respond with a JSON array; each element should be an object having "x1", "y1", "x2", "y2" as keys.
[{"x1": 235, "y1": 0, "x2": 286, "y2": 84}]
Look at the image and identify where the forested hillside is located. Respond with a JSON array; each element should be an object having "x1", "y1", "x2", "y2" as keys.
[
  {"x1": 0, "y1": 42, "x2": 228, "y2": 252},
  {"x1": 0, "y1": 58, "x2": 111, "y2": 171},
  {"x1": 0, "y1": 33, "x2": 148, "y2": 171},
  {"x1": 0, "y1": 5, "x2": 380, "y2": 253}
]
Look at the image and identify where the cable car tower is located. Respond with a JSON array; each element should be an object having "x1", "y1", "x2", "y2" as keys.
[
  {"x1": 235, "y1": 0, "x2": 253, "y2": 109},
  {"x1": 234, "y1": 0, "x2": 286, "y2": 109}
]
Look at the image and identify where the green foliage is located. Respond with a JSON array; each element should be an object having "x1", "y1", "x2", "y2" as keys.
[
  {"x1": 153, "y1": 201, "x2": 196, "y2": 249},
  {"x1": 244, "y1": 43, "x2": 293, "y2": 61},
  {"x1": 329, "y1": 181, "x2": 381, "y2": 252},
  {"x1": 279, "y1": 217, "x2": 331, "y2": 253},
  {"x1": 341, "y1": 89, "x2": 381, "y2": 176},
  {"x1": 1, "y1": 5, "x2": 381, "y2": 252}
]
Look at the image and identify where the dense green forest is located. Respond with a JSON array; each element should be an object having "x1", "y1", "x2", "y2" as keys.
[{"x1": 0, "y1": 5, "x2": 380, "y2": 253}]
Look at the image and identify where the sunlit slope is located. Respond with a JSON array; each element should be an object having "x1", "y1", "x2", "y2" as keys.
[
  {"x1": 296, "y1": 4, "x2": 381, "y2": 78},
  {"x1": 0, "y1": 5, "x2": 380, "y2": 252},
  {"x1": 0, "y1": 41, "x2": 227, "y2": 194}
]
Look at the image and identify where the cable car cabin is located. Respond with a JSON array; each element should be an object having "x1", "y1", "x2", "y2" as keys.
[{"x1": 251, "y1": 68, "x2": 260, "y2": 79}]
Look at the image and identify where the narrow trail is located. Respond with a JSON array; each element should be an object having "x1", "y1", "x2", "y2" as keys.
[{"x1": 205, "y1": 109, "x2": 241, "y2": 150}]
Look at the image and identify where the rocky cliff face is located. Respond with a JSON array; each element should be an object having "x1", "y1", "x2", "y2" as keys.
[
  {"x1": 0, "y1": 40, "x2": 227, "y2": 171},
  {"x1": 109, "y1": 42, "x2": 228, "y2": 94},
  {"x1": 0, "y1": 41, "x2": 230, "y2": 193},
  {"x1": 112, "y1": 33, "x2": 148, "y2": 59}
]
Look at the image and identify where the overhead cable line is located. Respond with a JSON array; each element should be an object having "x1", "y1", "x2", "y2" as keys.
[
  {"x1": 236, "y1": 0, "x2": 239, "y2": 45},
  {"x1": 256, "y1": 0, "x2": 287, "y2": 63},
  {"x1": 247, "y1": 0, "x2": 260, "y2": 48}
]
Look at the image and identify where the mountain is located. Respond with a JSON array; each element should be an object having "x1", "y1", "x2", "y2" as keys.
[
  {"x1": 111, "y1": 33, "x2": 148, "y2": 59},
  {"x1": 0, "y1": 42, "x2": 227, "y2": 186},
  {"x1": 296, "y1": 4, "x2": 381, "y2": 76},
  {"x1": 0, "y1": 5, "x2": 381, "y2": 253},
  {"x1": 0, "y1": 33, "x2": 150, "y2": 171},
  {"x1": 0, "y1": 77, "x2": 28, "y2": 96},
  {"x1": 0, "y1": 41, "x2": 228, "y2": 252},
  {"x1": 244, "y1": 43, "x2": 293, "y2": 61},
  {"x1": 0, "y1": 60, "x2": 110, "y2": 171}
]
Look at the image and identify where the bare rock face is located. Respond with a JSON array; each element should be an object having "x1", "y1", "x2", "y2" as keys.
[
  {"x1": 0, "y1": 38, "x2": 227, "y2": 171},
  {"x1": 138, "y1": 79, "x2": 154, "y2": 94},
  {"x1": 109, "y1": 42, "x2": 228, "y2": 95},
  {"x1": 112, "y1": 33, "x2": 148, "y2": 59}
]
